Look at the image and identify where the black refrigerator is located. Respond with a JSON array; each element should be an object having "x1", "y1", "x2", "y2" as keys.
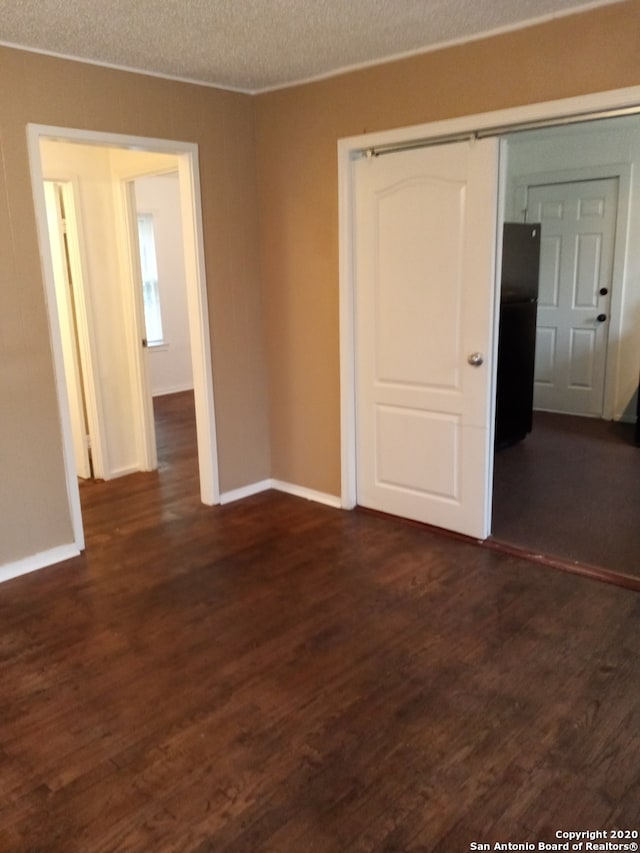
[{"x1": 495, "y1": 222, "x2": 541, "y2": 449}]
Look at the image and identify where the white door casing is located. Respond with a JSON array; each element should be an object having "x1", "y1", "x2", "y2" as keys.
[
  {"x1": 117, "y1": 178, "x2": 158, "y2": 472},
  {"x1": 353, "y1": 139, "x2": 500, "y2": 539},
  {"x1": 528, "y1": 178, "x2": 619, "y2": 416}
]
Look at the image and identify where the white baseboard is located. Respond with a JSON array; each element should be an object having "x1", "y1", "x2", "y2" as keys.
[
  {"x1": 219, "y1": 479, "x2": 272, "y2": 505},
  {"x1": 270, "y1": 479, "x2": 342, "y2": 509},
  {"x1": 2, "y1": 480, "x2": 342, "y2": 585},
  {"x1": 0, "y1": 543, "x2": 81, "y2": 585},
  {"x1": 152, "y1": 384, "x2": 194, "y2": 398},
  {"x1": 105, "y1": 465, "x2": 140, "y2": 480},
  {"x1": 219, "y1": 478, "x2": 342, "y2": 509}
]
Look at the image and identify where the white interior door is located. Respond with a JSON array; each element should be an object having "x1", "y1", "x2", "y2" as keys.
[
  {"x1": 528, "y1": 178, "x2": 618, "y2": 416},
  {"x1": 354, "y1": 138, "x2": 500, "y2": 539},
  {"x1": 44, "y1": 182, "x2": 92, "y2": 480}
]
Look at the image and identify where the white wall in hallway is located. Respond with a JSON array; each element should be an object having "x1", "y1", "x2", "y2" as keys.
[{"x1": 134, "y1": 172, "x2": 193, "y2": 397}]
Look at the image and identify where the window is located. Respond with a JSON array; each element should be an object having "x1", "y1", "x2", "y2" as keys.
[{"x1": 137, "y1": 213, "x2": 164, "y2": 346}]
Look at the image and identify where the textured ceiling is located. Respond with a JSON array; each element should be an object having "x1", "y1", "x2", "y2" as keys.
[{"x1": 0, "y1": 0, "x2": 625, "y2": 93}]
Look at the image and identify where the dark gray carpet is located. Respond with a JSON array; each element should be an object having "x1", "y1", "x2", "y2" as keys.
[{"x1": 492, "y1": 411, "x2": 640, "y2": 577}]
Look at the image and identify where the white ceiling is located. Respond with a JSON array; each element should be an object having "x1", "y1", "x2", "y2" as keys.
[{"x1": 0, "y1": 0, "x2": 625, "y2": 94}]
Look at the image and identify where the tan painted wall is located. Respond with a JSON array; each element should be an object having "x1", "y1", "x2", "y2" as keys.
[
  {"x1": 0, "y1": 46, "x2": 269, "y2": 565},
  {"x1": 254, "y1": 0, "x2": 640, "y2": 497}
]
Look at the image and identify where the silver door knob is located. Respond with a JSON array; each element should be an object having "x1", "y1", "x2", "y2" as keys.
[{"x1": 467, "y1": 352, "x2": 484, "y2": 367}]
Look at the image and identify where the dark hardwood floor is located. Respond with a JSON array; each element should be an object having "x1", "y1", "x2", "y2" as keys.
[{"x1": 1, "y1": 392, "x2": 639, "y2": 851}]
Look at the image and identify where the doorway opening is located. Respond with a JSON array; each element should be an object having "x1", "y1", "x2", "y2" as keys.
[
  {"x1": 28, "y1": 126, "x2": 219, "y2": 554},
  {"x1": 129, "y1": 170, "x2": 197, "y2": 473},
  {"x1": 491, "y1": 114, "x2": 640, "y2": 580}
]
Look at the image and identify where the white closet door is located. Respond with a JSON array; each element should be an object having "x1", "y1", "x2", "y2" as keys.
[{"x1": 354, "y1": 139, "x2": 500, "y2": 539}]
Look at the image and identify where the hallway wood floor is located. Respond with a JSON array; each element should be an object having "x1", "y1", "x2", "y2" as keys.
[
  {"x1": 492, "y1": 411, "x2": 640, "y2": 578},
  {"x1": 1, "y1": 393, "x2": 639, "y2": 851}
]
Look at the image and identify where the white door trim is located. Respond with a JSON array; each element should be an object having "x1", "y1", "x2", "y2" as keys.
[
  {"x1": 27, "y1": 124, "x2": 220, "y2": 553},
  {"x1": 117, "y1": 177, "x2": 158, "y2": 472},
  {"x1": 338, "y1": 84, "x2": 640, "y2": 511},
  {"x1": 514, "y1": 165, "x2": 632, "y2": 421},
  {"x1": 176, "y1": 150, "x2": 219, "y2": 506}
]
